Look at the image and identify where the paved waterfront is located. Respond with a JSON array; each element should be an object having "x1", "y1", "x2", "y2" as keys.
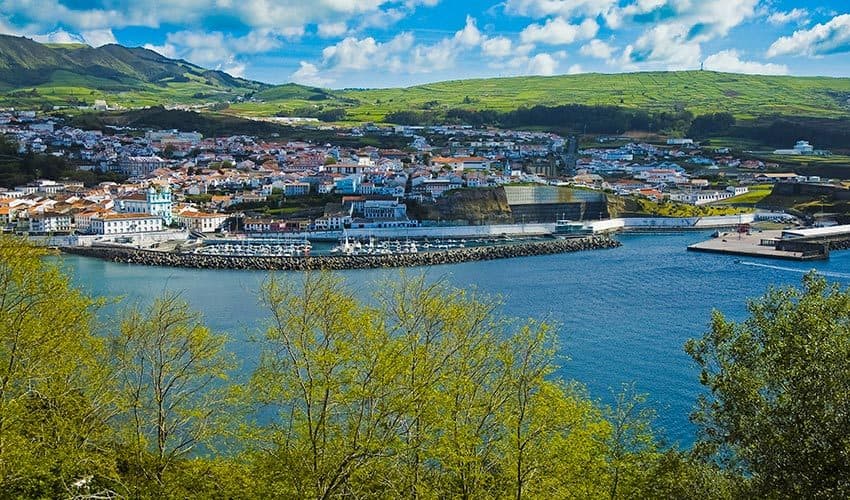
[{"x1": 687, "y1": 230, "x2": 818, "y2": 260}]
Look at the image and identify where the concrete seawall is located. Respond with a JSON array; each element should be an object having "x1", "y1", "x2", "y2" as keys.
[{"x1": 62, "y1": 237, "x2": 621, "y2": 271}]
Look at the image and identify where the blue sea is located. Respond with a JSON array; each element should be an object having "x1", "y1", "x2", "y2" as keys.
[{"x1": 61, "y1": 232, "x2": 850, "y2": 446}]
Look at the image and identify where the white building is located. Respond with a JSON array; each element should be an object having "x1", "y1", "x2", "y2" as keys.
[
  {"x1": 774, "y1": 140, "x2": 815, "y2": 156},
  {"x1": 283, "y1": 182, "x2": 311, "y2": 197},
  {"x1": 29, "y1": 212, "x2": 71, "y2": 233},
  {"x1": 174, "y1": 212, "x2": 229, "y2": 233},
  {"x1": 666, "y1": 138, "x2": 694, "y2": 146},
  {"x1": 117, "y1": 156, "x2": 166, "y2": 177},
  {"x1": 15, "y1": 179, "x2": 65, "y2": 195},
  {"x1": 90, "y1": 213, "x2": 164, "y2": 235},
  {"x1": 117, "y1": 185, "x2": 173, "y2": 225},
  {"x1": 363, "y1": 200, "x2": 408, "y2": 220}
]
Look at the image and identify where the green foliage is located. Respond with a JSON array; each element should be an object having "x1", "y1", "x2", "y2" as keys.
[
  {"x1": 686, "y1": 272, "x2": 850, "y2": 498},
  {"x1": 110, "y1": 292, "x2": 235, "y2": 493},
  {"x1": 0, "y1": 236, "x2": 116, "y2": 497},
  {"x1": 246, "y1": 273, "x2": 636, "y2": 498},
  {"x1": 688, "y1": 112, "x2": 735, "y2": 138}
]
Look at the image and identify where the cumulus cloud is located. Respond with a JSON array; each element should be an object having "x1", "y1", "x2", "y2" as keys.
[
  {"x1": 618, "y1": 0, "x2": 760, "y2": 41},
  {"x1": 453, "y1": 15, "x2": 483, "y2": 47},
  {"x1": 303, "y1": 15, "x2": 492, "y2": 84},
  {"x1": 767, "y1": 14, "x2": 850, "y2": 58},
  {"x1": 519, "y1": 17, "x2": 598, "y2": 45},
  {"x1": 704, "y1": 49, "x2": 789, "y2": 75},
  {"x1": 143, "y1": 29, "x2": 284, "y2": 77},
  {"x1": 317, "y1": 22, "x2": 348, "y2": 38},
  {"x1": 622, "y1": 23, "x2": 701, "y2": 69},
  {"x1": 580, "y1": 39, "x2": 615, "y2": 60},
  {"x1": 482, "y1": 36, "x2": 514, "y2": 58},
  {"x1": 80, "y1": 29, "x2": 117, "y2": 47},
  {"x1": 526, "y1": 52, "x2": 559, "y2": 75},
  {"x1": 505, "y1": 0, "x2": 618, "y2": 20},
  {"x1": 567, "y1": 64, "x2": 585, "y2": 74},
  {"x1": 291, "y1": 61, "x2": 332, "y2": 87},
  {"x1": 767, "y1": 8, "x2": 809, "y2": 26},
  {"x1": 0, "y1": 0, "x2": 439, "y2": 32},
  {"x1": 32, "y1": 29, "x2": 84, "y2": 44}
]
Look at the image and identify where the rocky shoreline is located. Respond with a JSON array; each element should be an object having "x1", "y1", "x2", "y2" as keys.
[{"x1": 61, "y1": 236, "x2": 621, "y2": 271}]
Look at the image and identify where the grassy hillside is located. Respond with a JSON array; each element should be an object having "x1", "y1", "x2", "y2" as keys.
[
  {"x1": 230, "y1": 71, "x2": 850, "y2": 123},
  {"x1": 0, "y1": 35, "x2": 268, "y2": 108},
  {"x1": 4, "y1": 34, "x2": 850, "y2": 128}
]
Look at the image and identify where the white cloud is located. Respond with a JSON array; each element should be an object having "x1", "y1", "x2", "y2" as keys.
[
  {"x1": 453, "y1": 15, "x2": 483, "y2": 47},
  {"x1": 580, "y1": 39, "x2": 615, "y2": 60},
  {"x1": 567, "y1": 63, "x2": 585, "y2": 74},
  {"x1": 617, "y1": 0, "x2": 760, "y2": 41},
  {"x1": 0, "y1": 0, "x2": 440, "y2": 39},
  {"x1": 505, "y1": 0, "x2": 618, "y2": 20},
  {"x1": 704, "y1": 49, "x2": 789, "y2": 75},
  {"x1": 767, "y1": 8, "x2": 809, "y2": 26},
  {"x1": 32, "y1": 27, "x2": 121, "y2": 48},
  {"x1": 482, "y1": 36, "x2": 513, "y2": 58},
  {"x1": 143, "y1": 42, "x2": 178, "y2": 59},
  {"x1": 313, "y1": 15, "x2": 484, "y2": 81},
  {"x1": 622, "y1": 23, "x2": 701, "y2": 69},
  {"x1": 520, "y1": 17, "x2": 598, "y2": 45},
  {"x1": 526, "y1": 52, "x2": 559, "y2": 75},
  {"x1": 141, "y1": 29, "x2": 284, "y2": 77},
  {"x1": 32, "y1": 29, "x2": 84, "y2": 44},
  {"x1": 291, "y1": 61, "x2": 332, "y2": 87},
  {"x1": 767, "y1": 14, "x2": 850, "y2": 58},
  {"x1": 317, "y1": 22, "x2": 348, "y2": 38},
  {"x1": 80, "y1": 29, "x2": 117, "y2": 47}
]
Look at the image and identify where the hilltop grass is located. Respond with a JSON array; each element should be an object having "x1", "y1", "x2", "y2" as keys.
[
  {"x1": 230, "y1": 71, "x2": 850, "y2": 123},
  {"x1": 629, "y1": 197, "x2": 751, "y2": 217},
  {"x1": 712, "y1": 184, "x2": 774, "y2": 206}
]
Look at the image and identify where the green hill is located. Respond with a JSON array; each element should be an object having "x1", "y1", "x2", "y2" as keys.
[
  {"x1": 3, "y1": 34, "x2": 850, "y2": 130},
  {"x1": 0, "y1": 34, "x2": 268, "y2": 108},
  {"x1": 229, "y1": 71, "x2": 850, "y2": 123}
]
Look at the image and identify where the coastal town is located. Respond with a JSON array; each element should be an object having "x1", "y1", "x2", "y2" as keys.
[{"x1": 0, "y1": 109, "x2": 844, "y2": 247}]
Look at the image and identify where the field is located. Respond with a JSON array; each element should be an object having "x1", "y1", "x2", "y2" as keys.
[
  {"x1": 228, "y1": 71, "x2": 850, "y2": 123},
  {"x1": 712, "y1": 184, "x2": 774, "y2": 206},
  {"x1": 2, "y1": 71, "x2": 252, "y2": 109}
]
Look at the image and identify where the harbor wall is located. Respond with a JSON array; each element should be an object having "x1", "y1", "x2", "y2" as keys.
[
  {"x1": 61, "y1": 236, "x2": 622, "y2": 271},
  {"x1": 259, "y1": 223, "x2": 558, "y2": 241}
]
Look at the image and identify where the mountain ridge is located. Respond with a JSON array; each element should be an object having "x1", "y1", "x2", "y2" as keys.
[{"x1": 2, "y1": 35, "x2": 850, "y2": 122}]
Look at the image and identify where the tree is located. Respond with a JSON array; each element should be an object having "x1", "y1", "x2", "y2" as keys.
[
  {"x1": 686, "y1": 272, "x2": 850, "y2": 498},
  {"x1": 247, "y1": 272, "x2": 624, "y2": 499},
  {"x1": 0, "y1": 236, "x2": 118, "y2": 497},
  {"x1": 249, "y1": 272, "x2": 404, "y2": 499},
  {"x1": 110, "y1": 292, "x2": 234, "y2": 491}
]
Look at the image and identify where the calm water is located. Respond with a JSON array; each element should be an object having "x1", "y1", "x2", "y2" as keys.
[{"x1": 61, "y1": 232, "x2": 850, "y2": 446}]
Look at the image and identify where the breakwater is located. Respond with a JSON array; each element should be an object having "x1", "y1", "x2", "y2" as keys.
[{"x1": 61, "y1": 236, "x2": 621, "y2": 271}]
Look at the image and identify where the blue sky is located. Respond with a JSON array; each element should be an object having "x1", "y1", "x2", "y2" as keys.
[{"x1": 1, "y1": 0, "x2": 849, "y2": 88}]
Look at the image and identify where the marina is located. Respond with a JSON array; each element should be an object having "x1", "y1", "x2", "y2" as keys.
[{"x1": 193, "y1": 237, "x2": 313, "y2": 257}]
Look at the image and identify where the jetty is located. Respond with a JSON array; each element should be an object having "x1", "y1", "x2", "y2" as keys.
[
  {"x1": 62, "y1": 236, "x2": 621, "y2": 271},
  {"x1": 687, "y1": 225, "x2": 850, "y2": 261}
]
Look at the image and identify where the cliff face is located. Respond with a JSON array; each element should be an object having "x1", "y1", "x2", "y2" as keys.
[{"x1": 408, "y1": 188, "x2": 513, "y2": 225}]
